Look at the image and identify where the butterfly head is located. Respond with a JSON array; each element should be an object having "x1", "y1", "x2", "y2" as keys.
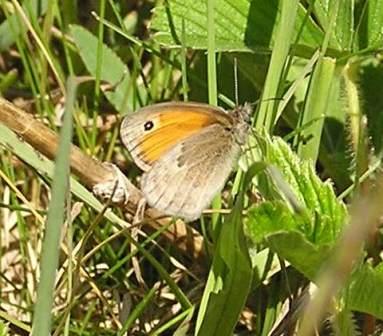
[{"x1": 231, "y1": 103, "x2": 252, "y2": 145}]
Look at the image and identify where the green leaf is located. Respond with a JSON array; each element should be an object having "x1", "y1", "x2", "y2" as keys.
[
  {"x1": 70, "y1": 25, "x2": 145, "y2": 112},
  {"x1": 355, "y1": 0, "x2": 383, "y2": 49},
  {"x1": 258, "y1": 136, "x2": 347, "y2": 242},
  {"x1": 267, "y1": 232, "x2": 332, "y2": 281},
  {"x1": 310, "y1": 0, "x2": 354, "y2": 50},
  {"x1": 195, "y1": 193, "x2": 253, "y2": 336},
  {"x1": 150, "y1": 0, "x2": 325, "y2": 54},
  {"x1": 0, "y1": 0, "x2": 48, "y2": 51},
  {"x1": 347, "y1": 262, "x2": 383, "y2": 319},
  {"x1": 247, "y1": 202, "x2": 333, "y2": 280},
  {"x1": 246, "y1": 135, "x2": 347, "y2": 279},
  {"x1": 308, "y1": 0, "x2": 383, "y2": 51},
  {"x1": 247, "y1": 201, "x2": 307, "y2": 243},
  {"x1": 332, "y1": 307, "x2": 360, "y2": 336}
]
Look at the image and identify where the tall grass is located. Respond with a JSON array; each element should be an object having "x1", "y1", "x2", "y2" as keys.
[{"x1": 1, "y1": 1, "x2": 383, "y2": 335}]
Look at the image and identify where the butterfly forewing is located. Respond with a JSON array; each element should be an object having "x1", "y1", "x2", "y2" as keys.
[{"x1": 120, "y1": 102, "x2": 232, "y2": 171}]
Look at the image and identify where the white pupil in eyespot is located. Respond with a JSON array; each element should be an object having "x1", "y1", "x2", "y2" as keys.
[{"x1": 144, "y1": 120, "x2": 154, "y2": 131}]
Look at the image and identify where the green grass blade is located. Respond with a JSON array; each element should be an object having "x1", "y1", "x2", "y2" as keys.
[
  {"x1": 207, "y1": 0, "x2": 217, "y2": 106},
  {"x1": 31, "y1": 77, "x2": 76, "y2": 336},
  {"x1": 117, "y1": 286, "x2": 157, "y2": 335},
  {"x1": 297, "y1": 56, "x2": 336, "y2": 161},
  {"x1": 195, "y1": 191, "x2": 252, "y2": 335},
  {"x1": 255, "y1": 0, "x2": 300, "y2": 131}
]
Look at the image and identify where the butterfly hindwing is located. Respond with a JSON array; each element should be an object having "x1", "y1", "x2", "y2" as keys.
[{"x1": 141, "y1": 124, "x2": 241, "y2": 221}]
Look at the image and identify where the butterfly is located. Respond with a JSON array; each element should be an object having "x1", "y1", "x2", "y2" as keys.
[{"x1": 120, "y1": 102, "x2": 252, "y2": 221}]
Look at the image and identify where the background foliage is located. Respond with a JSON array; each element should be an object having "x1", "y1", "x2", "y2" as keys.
[{"x1": 1, "y1": 0, "x2": 383, "y2": 335}]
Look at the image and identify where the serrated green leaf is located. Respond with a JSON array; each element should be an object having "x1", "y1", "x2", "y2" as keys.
[
  {"x1": 150, "y1": 0, "x2": 325, "y2": 54},
  {"x1": 70, "y1": 25, "x2": 145, "y2": 112},
  {"x1": 259, "y1": 136, "x2": 347, "y2": 243},
  {"x1": 347, "y1": 262, "x2": 383, "y2": 319},
  {"x1": 246, "y1": 201, "x2": 308, "y2": 243},
  {"x1": 246, "y1": 135, "x2": 347, "y2": 279},
  {"x1": 246, "y1": 202, "x2": 335, "y2": 280},
  {"x1": 332, "y1": 306, "x2": 360, "y2": 336}
]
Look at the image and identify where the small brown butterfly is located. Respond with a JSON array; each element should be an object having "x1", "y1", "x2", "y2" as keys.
[{"x1": 120, "y1": 102, "x2": 252, "y2": 221}]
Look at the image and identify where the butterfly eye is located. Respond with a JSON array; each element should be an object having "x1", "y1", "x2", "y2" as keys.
[{"x1": 144, "y1": 120, "x2": 154, "y2": 131}]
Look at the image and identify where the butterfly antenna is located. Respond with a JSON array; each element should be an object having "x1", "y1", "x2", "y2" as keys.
[
  {"x1": 234, "y1": 57, "x2": 239, "y2": 106},
  {"x1": 248, "y1": 97, "x2": 284, "y2": 108}
]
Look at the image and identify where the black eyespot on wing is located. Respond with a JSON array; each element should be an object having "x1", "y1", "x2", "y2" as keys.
[{"x1": 144, "y1": 120, "x2": 154, "y2": 131}]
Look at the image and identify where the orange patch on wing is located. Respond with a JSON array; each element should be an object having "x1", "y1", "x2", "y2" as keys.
[{"x1": 139, "y1": 110, "x2": 220, "y2": 165}]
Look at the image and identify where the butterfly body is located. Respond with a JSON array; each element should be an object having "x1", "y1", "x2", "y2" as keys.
[{"x1": 120, "y1": 102, "x2": 251, "y2": 221}]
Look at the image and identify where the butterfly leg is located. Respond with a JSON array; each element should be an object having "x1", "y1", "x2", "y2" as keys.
[
  {"x1": 134, "y1": 197, "x2": 147, "y2": 223},
  {"x1": 92, "y1": 163, "x2": 131, "y2": 204}
]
